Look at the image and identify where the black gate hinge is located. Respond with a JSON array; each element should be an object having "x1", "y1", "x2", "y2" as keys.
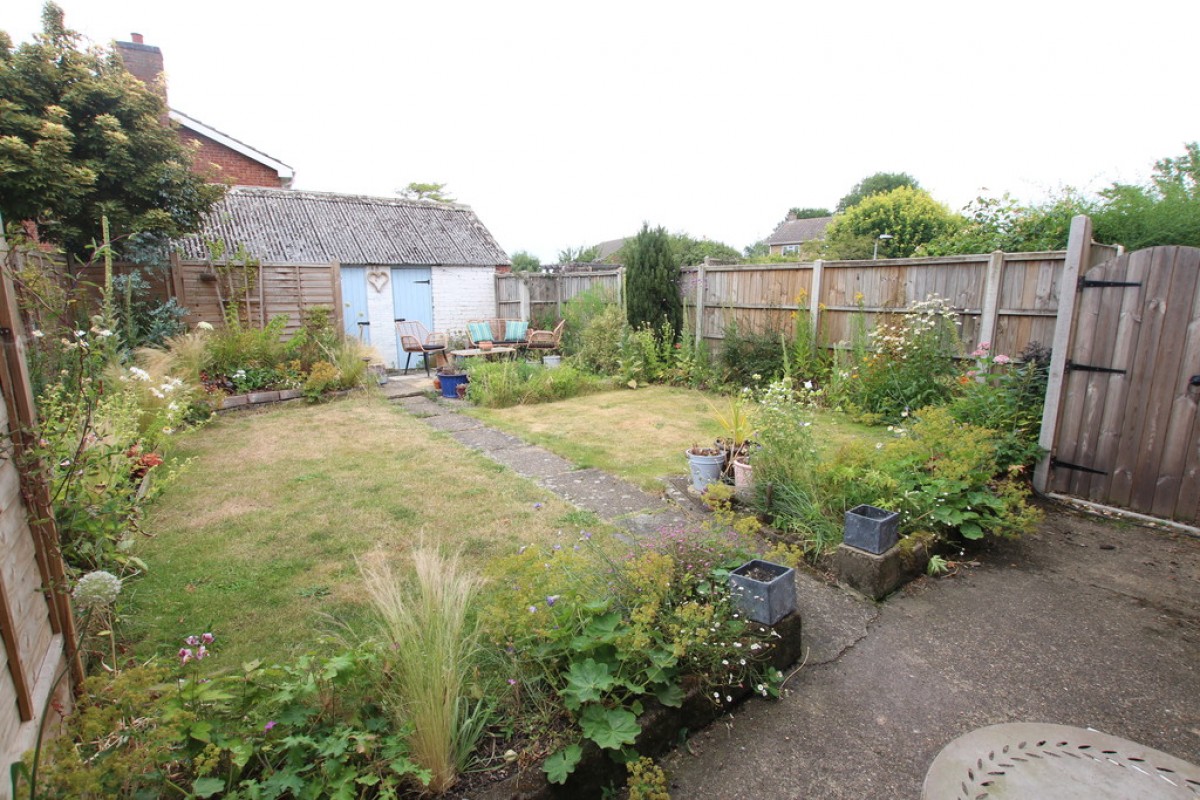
[
  {"x1": 1050, "y1": 457, "x2": 1109, "y2": 476},
  {"x1": 1078, "y1": 278, "x2": 1142, "y2": 290},
  {"x1": 1066, "y1": 360, "x2": 1126, "y2": 375}
]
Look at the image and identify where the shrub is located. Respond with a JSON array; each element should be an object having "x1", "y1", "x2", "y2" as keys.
[
  {"x1": 718, "y1": 320, "x2": 786, "y2": 388},
  {"x1": 948, "y1": 340, "x2": 1050, "y2": 470},
  {"x1": 466, "y1": 360, "x2": 609, "y2": 408},
  {"x1": 574, "y1": 304, "x2": 627, "y2": 375},
  {"x1": 830, "y1": 294, "x2": 960, "y2": 421},
  {"x1": 561, "y1": 286, "x2": 619, "y2": 356}
]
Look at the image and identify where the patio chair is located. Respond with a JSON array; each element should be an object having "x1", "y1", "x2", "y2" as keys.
[
  {"x1": 526, "y1": 319, "x2": 565, "y2": 353},
  {"x1": 395, "y1": 320, "x2": 447, "y2": 376}
]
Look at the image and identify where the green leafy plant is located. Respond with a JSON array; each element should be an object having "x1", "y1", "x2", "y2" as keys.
[{"x1": 948, "y1": 340, "x2": 1050, "y2": 470}]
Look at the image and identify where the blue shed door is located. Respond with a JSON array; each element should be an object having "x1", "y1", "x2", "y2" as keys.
[
  {"x1": 340, "y1": 265, "x2": 371, "y2": 343},
  {"x1": 391, "y1": 267, "x2": 433, "y2": 330}
]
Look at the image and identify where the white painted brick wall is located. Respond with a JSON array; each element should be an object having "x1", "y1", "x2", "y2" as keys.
[
  {"x1": 365, "y1": 271, "x2": 399, "y2": 368},
  {"x1": 433, "y1": 266, "x2": 496, "y2": 340}
]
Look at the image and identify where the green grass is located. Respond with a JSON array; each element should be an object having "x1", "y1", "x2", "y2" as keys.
[
  {"x1": 124, "y1": 395, "x2": 617, "y2": 667},
  {"x1": 465, "y1": 385, "x2": 886, "y2": 491}
]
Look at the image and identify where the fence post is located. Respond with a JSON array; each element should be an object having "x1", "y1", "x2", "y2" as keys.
[
  {"x1": 809, "y1": 260, "x2": 824, "y2": 344},
  {"x1": 977, "y1": 250, "x2": 1005, "y2": 350},
  {"x1": 694, "y1": 265, "x2": 706, "y2": 347},
  {"x1": 1033, "y1": 215, "x2": 1092, "y2": 493}
]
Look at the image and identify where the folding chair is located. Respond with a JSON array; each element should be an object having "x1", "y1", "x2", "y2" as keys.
[{"x1": 395, "y1": 321, "x2": 447, "y2": 376}]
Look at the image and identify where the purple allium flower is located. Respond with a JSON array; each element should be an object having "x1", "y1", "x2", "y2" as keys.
[
  {"x1": 581, "y1": 531, "x2": 592, "y2": 540},
  {"x1": 528, "y1": 605, "x2": 537, "y2": 613},
  {"x1": 264, "y1": 720, "x2": 277, "y2": 732},
  {"x1": 533, "y1": 502, "x2": 543, "y2": 510}
]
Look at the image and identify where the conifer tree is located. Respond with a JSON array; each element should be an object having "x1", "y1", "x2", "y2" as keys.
[{"x1": 624, "y1": 223, "x2": 680, "y2": 339}]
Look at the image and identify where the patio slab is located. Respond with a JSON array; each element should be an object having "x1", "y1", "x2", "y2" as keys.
[
  {"x1": 540, "y1": 469, "x2": 667, "y2": 520},
  {"x1": 422, "y1": 414, "x2": 483, "y2": 433},
  {"x1": 485, "y1": 445, "x2": 577, "y2": 479},
  {"x1": 449, "y1": 427, "x2": 528, "y2": 451}
]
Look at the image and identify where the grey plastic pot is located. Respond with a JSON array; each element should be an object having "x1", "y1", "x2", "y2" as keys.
[
  {"x1": 844, "y1": 504, "x2": 900, "y2": 554},
  {"x1": 686, "y1": 448, "x2": 725, "y2": 492},
  {"x1": 730, "y1": 559, "x2": 796, "y2": 625}
]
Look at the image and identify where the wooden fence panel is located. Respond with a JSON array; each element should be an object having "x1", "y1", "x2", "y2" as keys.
[{"x1": 493, "y1": 271, "x2": 623, "y2": 324}]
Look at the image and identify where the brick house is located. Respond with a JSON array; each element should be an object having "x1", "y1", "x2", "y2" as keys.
[{"x1": 114, "y1": 34, "x2": 293, "y2": 188}]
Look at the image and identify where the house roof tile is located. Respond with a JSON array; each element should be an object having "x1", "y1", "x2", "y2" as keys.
[{"x1": 764, "y1": 216, "x2": 834, "y2": 246}]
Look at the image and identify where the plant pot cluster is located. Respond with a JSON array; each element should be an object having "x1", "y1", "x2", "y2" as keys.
[{"x1": 685, "y1": 440, "x2": 756, "y2": 496}]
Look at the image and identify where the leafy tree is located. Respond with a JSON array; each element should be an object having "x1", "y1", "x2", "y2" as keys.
[
  {"x1": 398, "y1": 181, "x2": 454, "y2": 202},
  {"x1": 0, "y1": 4, "x2": 224, "y2": 259},
  {"x1": 509, "y1": 250, "x2": 541, "y2": 272},
  {"x1": 836, "y1": 172, "x2": 921, "y2": 212},
  {"x1": 787, "y1": 207, "x2": 832, "y2": 219},
  {"x1": 1092, "y1": 142, "x2": 1200, "y2": 249},
  {"x1": 670, "y1": 233, "x2": 742, "y2": 266},
  {"x1": 822, "y1": 186, "x2": 959, "y2": 259},
  {"x1": 557, "y1": 244, "x2": 601, "y2": 263},
  {"x1": 743, "y1": 240, "x2": 770, "y2": 259},
  {"x1": 920, "y1": 192, "x2": 1092, "y2": 255},
  {"x1": 624, "y1": 224, "x2": 680, "y2": 339}
]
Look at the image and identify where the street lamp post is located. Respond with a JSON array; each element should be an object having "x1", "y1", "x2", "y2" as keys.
[{"x1": 873, "y1": 233, "x2": 894, "y2": 260}]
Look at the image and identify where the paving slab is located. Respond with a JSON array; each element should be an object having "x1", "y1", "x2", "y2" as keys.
[
  {"x1": 393, "y1": 395, "x2": 444, "y2": 417},
  {"x1": 450, "y1": 427, "x2": 527, "y2": 451},
  {"x1": 540, "y1": 469, "x2": 666, "y2": 520},
  {"x1": 662, "y1": 510, "x2": 1200, "y2": 799},
  {"x1": 423, "y1": 414, "x2": 483, "y2": 432},
  {"x1": 485, "y1": 445, "x2": 577, "y2": 479}
]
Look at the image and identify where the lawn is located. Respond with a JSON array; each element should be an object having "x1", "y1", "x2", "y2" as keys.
[
  {"x1": 124, "y1": 395, "x2": 617, "y2": 667},
  {"x1": 466, "y1": 385, "x2": 885, "y2": 491}
]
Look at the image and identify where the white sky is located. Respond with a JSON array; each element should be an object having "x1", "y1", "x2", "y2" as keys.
[{"x1": 3, "y1": 1, "x2": 1197, "y2": 262}]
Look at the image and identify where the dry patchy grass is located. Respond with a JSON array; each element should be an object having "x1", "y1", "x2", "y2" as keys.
[{"x1": 125, "y1": 396, "x2": 602, "y2": 666}]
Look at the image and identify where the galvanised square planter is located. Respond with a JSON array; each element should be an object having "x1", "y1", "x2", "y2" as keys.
[
  {"x1": 844, "y1": 504, "x2": 900, "y2": 554},
  {"x1": 730, "y1": 559, "x2": 796, "y2": 625}
]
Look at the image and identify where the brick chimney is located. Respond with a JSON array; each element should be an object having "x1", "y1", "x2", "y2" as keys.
[{"x1": 114, "y1": 34, "x2": 166, "y2": 101}]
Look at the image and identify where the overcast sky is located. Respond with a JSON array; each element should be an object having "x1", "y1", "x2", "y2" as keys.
[{"x1": 3, "y1": 1, "x2": 1198, "y2": 262}]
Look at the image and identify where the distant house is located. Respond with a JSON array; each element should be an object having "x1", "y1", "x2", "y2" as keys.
[
  {"x1": 174, "y1": 187, "x2": 510, "y2": 370},
  {"x1": 115, "y1": 34, "x2": 294, "y2": 188},
  {"x1": 764, "y1": 214, "x2": 834, "y2": 257},
  {"x1": 593, "y1": 237, "x2": 629, "y2": 264}
]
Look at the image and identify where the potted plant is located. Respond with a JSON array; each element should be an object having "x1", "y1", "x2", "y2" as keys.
[
  {"x1": 708, "y1": 396, "x2": 755, "y2": 478},
  {"x1": 686, "y1": 443, "x2": 726, "y2": 492},
  {"x1": 843, "y1": 504, "x2": 900, "y2": 554},
  {"x1": 437, "y1": 365, "x2": 469, "y2": 399},
  {"x1": 729, "y1": 559, "x2": 796, "y2": 625}
]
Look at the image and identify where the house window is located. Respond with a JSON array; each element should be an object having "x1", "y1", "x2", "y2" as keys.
[{"x1": 781, "y1": 244, "x2": 799, "y2": 255}]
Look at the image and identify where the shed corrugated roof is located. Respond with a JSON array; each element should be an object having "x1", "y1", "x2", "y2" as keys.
[
  {"x1": 764, "y1": 216, "x2": 834, "y2": 246},
  {"x1": 175, "y1": 187, "x2": 509, "y2": 266}
]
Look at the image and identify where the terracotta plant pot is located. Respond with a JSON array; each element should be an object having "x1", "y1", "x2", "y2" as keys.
[{"x1": 479, "y1": 341, "x2": 493, "y2": 352}]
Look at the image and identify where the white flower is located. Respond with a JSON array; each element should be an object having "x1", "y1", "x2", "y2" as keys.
[
  {"x1": 162, "y1": 427, "x2": 175, "y2": 435},
  {"x1": 31, "y1": 329, "x2": 44, "y2": 338},
  {"x1": 74, "y1": 330, "x2": 86, "y2": 338},
  {"x1": 96, "y1": 329, "x2": 113, "y2": 337},
  {"x1": 74, "y1": 570, "x2": 122, "y2": 609},
  {"x1": 197, "y1": 321, "x2": 214, "y2": 331},
  {"x1": 128, "y1": 367, "x2": 151, "y2": 381}
]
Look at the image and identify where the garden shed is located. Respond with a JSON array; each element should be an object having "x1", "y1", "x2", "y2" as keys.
[{"x1": 172, "y1": 187, "x2": 510, "y2": 369}]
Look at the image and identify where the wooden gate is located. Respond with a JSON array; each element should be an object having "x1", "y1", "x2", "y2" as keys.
[{"x1": 1037, "y1": 232, "x2": 1200, "y2": 525}]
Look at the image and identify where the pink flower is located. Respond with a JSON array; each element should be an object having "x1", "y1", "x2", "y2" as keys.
[
  {"x1": 978, "y1": 341, "x2": 991, "y2": 351},
  {"x1": 185, "y1": 635, "x2": 200, "y2": 647},
  {"x1": 179, "y1": 648, "x2": 193, "y2": 665},
  {"x1": 264, "y1": 720, "x2": 277, "y2": 732},
  {"x1": 994, "y1": 354, "x2": 1011, "y2": 365},
  {"x1": 195, "y1": 646, "x2": 209, "y2": 660},
  {"x1": 201, "y1": 632, "x2": 215, "y2": 644}
]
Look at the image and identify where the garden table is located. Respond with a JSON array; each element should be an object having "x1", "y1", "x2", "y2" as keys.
[
  {"x1": 922, "y1": 722, "x2": 1200, "y2": 799},
  {"x1": 448, "y1": 346, "x2": 516, "y2": 366}
]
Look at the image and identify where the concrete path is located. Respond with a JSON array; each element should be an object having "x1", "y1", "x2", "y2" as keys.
[{"x1": 385, "y1": 381, "x2": 1200, "y2": 798}]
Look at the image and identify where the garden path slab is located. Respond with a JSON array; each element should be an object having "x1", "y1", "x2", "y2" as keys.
[
  {"x1": 449, "y1": 427, "x2": 528, "y2": 451},
  {"x1": 422, "y1": 414, "x2": 483, "y2": 433},
  {"x1": 392, "y1": 395, "x2": 444, "y2": 416},
  {"x1": 485, "y1": 445, "x2": 577, "y2": 479},
  {"x1": 540, "y1": 469, "x2": 670, "y2": 521}
]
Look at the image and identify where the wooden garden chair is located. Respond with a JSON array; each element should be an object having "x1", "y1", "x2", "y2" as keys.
[
  {"x1": 395, "y1": 321, "x2": 447, "y2": 375},
  {"x1": 526, "y1": 319, "x2": 565, "y2": 353}
]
